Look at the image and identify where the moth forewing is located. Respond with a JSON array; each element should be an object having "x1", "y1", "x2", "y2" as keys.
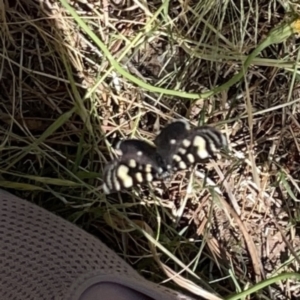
[
  {"x1": 170, "y1": 126, "x2": 228, "y2": 170},
  {"x1": 170, "y1": 134, "x2": 210, "y2": 170},
  {"x1": 117, "y1": 139, "x2": 157, "y2": 158},
  {"x1": 154, "y1": 120, "x2": 191, "y2": 171},
  {"x1": 154, "y1": 119, "x2": 190, "y2": 144}
]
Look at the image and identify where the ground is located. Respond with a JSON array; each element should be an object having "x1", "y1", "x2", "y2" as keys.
[{"x1": 1, "y1": 0, "x2": 300, "y2": 299}]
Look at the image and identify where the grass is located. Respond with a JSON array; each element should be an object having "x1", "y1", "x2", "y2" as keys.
[{"x1": 1, "y1": 0, "x2": 300, "y2": 299}]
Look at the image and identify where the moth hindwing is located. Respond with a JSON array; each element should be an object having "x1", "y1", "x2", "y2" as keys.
[
  {"x1": 154, "y1": 120, "x2": 227, "y2": 172},
  {"x1": 102, "y1": 139, "x2": 164, "y2": 194}
]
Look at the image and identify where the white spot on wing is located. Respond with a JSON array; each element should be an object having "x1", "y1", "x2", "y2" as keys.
[
  {"x1": 187, "y1": 153, "x2": 195, "y2": 163},
  {"x1": 117, "y1": 165, "x2": 133, "y2": 188},
  {"x1": 173, "y1": 154, "x2": 181, "y2": 162},
  {"x1": 145, "y1": 164, "x2": 152, "y2": 173},
  {"x1": 178, "y1": 148, "x2": 187, "y2": 155},
  {"x1": 128, "y1": 159, "x2": 137, "y2": 168},
  {"x1": 102, "y1": 183, "x2": 110, "y2": 194},
  {"x1": 182, "y1": 139, "x2": 191, "y2": 147},
  {"x1": 114, "y1": 179, "x2": 121, "y2": 191},
  {"x1": 137, "y1": 151, "x2": 143, "y2": 156},
  {"x1": 146, "y1": 173, "x2": 153, "y2": 182},
  {"x1": 135, "y1": 172, "x2": 143, "y2": 183},
  {"x1": 178, "y1": 161, "x2": 187, "y2": 169},
  {"x1": 170, "y1": 139, "x2": 176, "y2": 144},
  {"x1": 193, "y1": 136, "x2": 209, "y2": 159}
]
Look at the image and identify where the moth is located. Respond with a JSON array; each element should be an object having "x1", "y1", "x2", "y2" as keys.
[{"x1": 102, "y1": 119, "x2": 227, "y2": 194}]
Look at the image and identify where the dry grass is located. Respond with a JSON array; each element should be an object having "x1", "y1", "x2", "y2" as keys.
[{"x1": 1, "y1": 0, "x2": 300, "y2": 299}]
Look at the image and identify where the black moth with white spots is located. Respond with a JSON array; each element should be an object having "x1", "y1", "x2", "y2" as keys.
[{"x1": 102, "y1": 120, "x2": 227, "y2": 194}]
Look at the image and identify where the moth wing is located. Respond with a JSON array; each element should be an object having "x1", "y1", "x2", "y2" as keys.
[
  {"x1": 103, "y1": 140, "x2": 163, "y2": 194},
  {"x1": 170, "y1": 125, "x2": 227, "y2": 171},
  {"x1": 154, "y1": 120, "x2": 190, "y2": 170}
]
